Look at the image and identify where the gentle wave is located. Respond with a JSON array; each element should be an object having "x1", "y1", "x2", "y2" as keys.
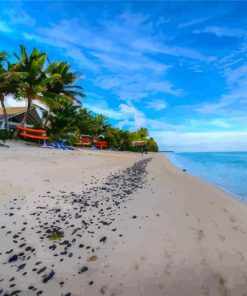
[{"x1": 165, "y1": 152, "x2": 247, "y2": 200}]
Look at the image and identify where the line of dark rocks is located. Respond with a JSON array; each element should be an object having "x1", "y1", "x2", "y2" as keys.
[{"x1": 0, "y1": 158, "x2": 152, "y2": 296}]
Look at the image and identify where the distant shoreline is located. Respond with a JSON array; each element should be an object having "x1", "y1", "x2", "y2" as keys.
[{"x1": 164, "y1": 151, "x2": 247, "y2": 203}]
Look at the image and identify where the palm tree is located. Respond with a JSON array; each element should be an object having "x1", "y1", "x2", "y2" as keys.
[
  {"x1": 90, "y1": 114, "x2": 108, "y2": 139},
  {"x1": 0, "y1": 51, "x2": 9, "y2": 131},
  {"x1": 12, "y1": 45, "x2": 48, "y2": 127},
  {"x1": 43, "y1": 61, "x2": 86, "y2": 128},
  {"x1": 0, "y1": 51, "x2": 25, "y2": 131},
  {"x1": 135, "y1": 127, "x2": 149, "y2": 140},
  {"x1": 46, "y1": 98, "x2": 80, "y2": 141}
]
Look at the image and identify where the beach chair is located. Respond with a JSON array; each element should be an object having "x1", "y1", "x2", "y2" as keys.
[
  {"x1": 51, "y1": 141, "x2": 63, "y2": 149},
  {"x1": 42, "y1": 140, "x2": 55, "y2": 149},
  {"x1": 59, "y1": 141, "x2": 75, "y2": 150}
]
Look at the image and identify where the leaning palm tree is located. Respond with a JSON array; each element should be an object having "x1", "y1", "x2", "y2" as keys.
[
  {"x1": 42, "y1": 61, "x2": 86, "y2": 128},
  {"x1": 12, "y1": 45, "x2": 48, "y2": 127},
  {"x1": 0, "y1": 51, "x2": 9, "y2": 130}
]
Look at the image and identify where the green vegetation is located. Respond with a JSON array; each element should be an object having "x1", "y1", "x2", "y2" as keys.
[
  {"x1": 0, "y1": 45, "x2": 159, "y2": 151},
  {"x1": 49, "y1": 230, "x2": 64, "y2": 241}
]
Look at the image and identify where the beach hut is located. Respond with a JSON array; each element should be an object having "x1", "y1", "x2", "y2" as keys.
[
  {"x1": 132, "y1": 141, "x2": 147, "y2": 155},
  {"x1": 0, "y1": 106, "x2": 43, "y2": 131}
]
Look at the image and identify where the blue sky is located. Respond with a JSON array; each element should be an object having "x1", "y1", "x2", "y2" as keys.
[{"x1": 1, "y1": 1, "x2": 247, "y2": 151}]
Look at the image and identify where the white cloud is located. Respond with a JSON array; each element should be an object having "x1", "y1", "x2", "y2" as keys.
[
  {"x1": 0, "y1": 21, "x2": 12, "y2": 33},
  {"x1": 178, "y1": 17, "x2": 209, "y2": 29},
  {"x1": 146, "y1": 81, "x2": 184, "y2": 97},
  {"x1": 22, "y1": 33, "x2": 98, "y2": 71},
  {"x1": 186, "y1": 118, "x2": 231, "y2": 129},
  {"x1": 194, "y1": 93, "x2": 238, "y2": 113},
  {"x1": 132, "y1": 38, "x2": 216, "y2": 62},
  {"x1": 194, "y1": 26, "x2": 246, "y2": 38},
  {"x1": 83, "y1": 95, "x2": 147, "y2": 129},
  {"x1": 145, "y1": 99, "x2": 168, "y2": 111},
  {"x1": 5, "y1": 9, "x2": 36, "y2": 27},
  {"x1": 195, "y1": 60, "x2": 247, "y2": 114}
]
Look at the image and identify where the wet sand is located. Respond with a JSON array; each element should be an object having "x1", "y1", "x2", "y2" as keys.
[{"x1": 1, "y1": 141, "x2": 247, "y2": 295}]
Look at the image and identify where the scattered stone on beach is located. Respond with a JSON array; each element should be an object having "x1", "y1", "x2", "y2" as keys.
[
  {"x1": 100, "y1": 236, "x2": 107, "y2": 243},
  {"x1": 37, "y1": 266, "x2": 47, "y2": 274},
  {"x1": 79, "y1": 266, "x2": 89, "y2": 273},
  {"x1": 8, "y1": 290, "x2": 22, "y2": 295},
  {"x1": 42, "y1": 270, "x2": 55, "y2": 283},
  {"x1": 100, "y1": 286, "x2": 107, "y2": 294},
  {"x1": 8, "y1": 254, "x2": 18, "y2": 263},
  {"x1": 17, "y1": 263, "x2": 26, "y2": 271},
  {"x1": 0, "y1": 158, "x2": 152, "y2": 294}
]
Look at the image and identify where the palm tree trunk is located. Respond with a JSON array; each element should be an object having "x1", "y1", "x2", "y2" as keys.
[
  {"x1": 0, "y1": 93, "x2": 9, "y2": 131},
  {"x1": 20, "y1": 98, "x2": 32, "y2": 126},
  {"x1": 43, "y1": 109, "x2": 51, "y2": 129}
]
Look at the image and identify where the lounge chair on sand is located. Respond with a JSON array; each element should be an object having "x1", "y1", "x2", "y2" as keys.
[
  {"x1": 42, "y1": 140, "x2": 76, "y2": 150},
  {"x1": 59, "y1": 141, "x2": 76, "y2": 150},
  {"x1": 42, "y1": 140, "x2": 54, "y2": 149}
]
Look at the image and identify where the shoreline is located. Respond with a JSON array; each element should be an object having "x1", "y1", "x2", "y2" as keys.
[
  {"x1": 164, "y1": 151, "x2": 247, "y2": 203},
  {"x1": 1, "y1": 142, "x2": 247, "y2": 295}
]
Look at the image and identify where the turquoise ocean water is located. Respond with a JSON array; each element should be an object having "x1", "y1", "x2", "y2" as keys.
[{"x1": 165, "y1": 152, "x2": 247, "y2": 201}]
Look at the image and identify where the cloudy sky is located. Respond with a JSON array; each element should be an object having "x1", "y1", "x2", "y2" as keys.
[{"x1": 1, "y1": 0, "x2": 247, "y2": 151}]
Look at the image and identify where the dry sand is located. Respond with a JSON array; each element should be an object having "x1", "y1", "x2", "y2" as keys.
[{"x1": 1, "y1": 141, "x2": 247, "y2": 296}]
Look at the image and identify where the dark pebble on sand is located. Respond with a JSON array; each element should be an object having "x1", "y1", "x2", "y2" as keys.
[
  {"x1": 42, "y1": 270, "x2": 55, "y2": 283},
  {"x1": 8, "y1": 254, "x2": 18, "y2": 263},
  {"x1": 49, "y1": 244, "x2": 56, "y2": 250},
  {"x1": 17, "y1": 263, "x2": 26, "y2": 271},
  {"x1": 79, "y1": 266, "x2": 88, "y2": 273},
  {"x1": 100, "y1": 236, "x2": 107, "y2": 243},
  {"x1": 9, "y1": 290, "x2": 22, "y2": 295},
  {"x1": 37, "y1": 266, "x2": 47, "y2": 274}
]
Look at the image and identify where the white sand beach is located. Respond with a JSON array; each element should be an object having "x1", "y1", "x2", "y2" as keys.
[{"x1": 1, "y1": 142, "x2": 247, "y2": 296}]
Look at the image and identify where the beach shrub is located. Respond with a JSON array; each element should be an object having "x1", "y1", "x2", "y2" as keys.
[
  {"x1": 49, "y1": 230, "x2": 64, "y2": 241},
  {"x1": 0, "y1": 130, "x2": 14, "y2": 142}
]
